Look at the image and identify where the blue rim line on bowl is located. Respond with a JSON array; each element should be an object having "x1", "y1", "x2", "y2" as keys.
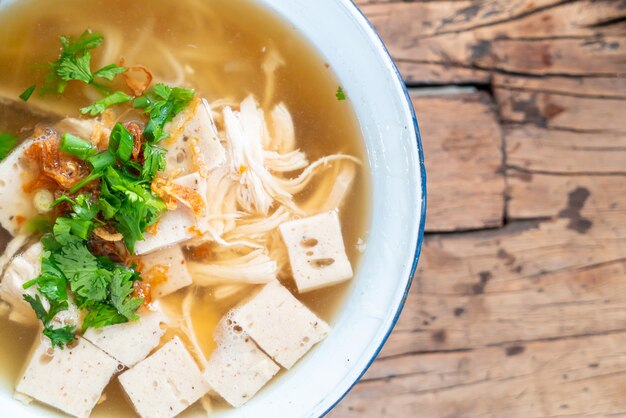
[{"x1": 318, "y1": 1, "x2": 427, "y2": 416}]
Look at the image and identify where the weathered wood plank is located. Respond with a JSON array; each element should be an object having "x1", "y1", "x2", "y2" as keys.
[
  {"x1": 362, "y1": 0, "x2": 565, "y2": 38},
  {"x1": 508, "y1": 173, "x2": 626, "y2": 219},
  {"x1": 377, "y1": 205, "x2": 626, "y2": 354},
  {"x1": 361, "y1": 0, "x2": 626, "y2": 82},
  {"x1": 495, "y1": 89, "x2": 626, "y2": 133},
  {"x1": 504, "y1": 125, "x2": 626, "y2": 174},
  {"x1": 330, "y1": 332, "x2": 626, "y2": 417},
  {"x1": 413, "y1": 91, "x2": 505, "y2": 232}
]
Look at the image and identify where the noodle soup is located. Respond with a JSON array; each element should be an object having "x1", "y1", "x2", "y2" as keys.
[{"x1": 0, "y1": 0, "x2": 369, "y2": 416}]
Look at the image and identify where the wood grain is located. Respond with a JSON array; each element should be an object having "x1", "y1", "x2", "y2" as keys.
[
  {"x1": 508, "y1": 173, "x2": 626, "y2": 219},
  {"x1": 504, "y1": 125, "x2": 626, "y2": 174},
  {"x1": 330, "y1": 333, "x2": 626, "y2": 417},
  {"x1": 495, "y1": 89, "x2": 626, "y2": 133},
  {"x1": 360, "y1": 0, "x2": 626, "y2": 83},
  {"x1": 413, "y1": 91, "x2": 504, "y2": 232}
]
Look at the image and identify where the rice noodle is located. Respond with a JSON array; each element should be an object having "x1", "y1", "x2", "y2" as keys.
[
  {"x1": 211, "y1": 284, "x2": 248, "y2": 301},
  {"x1": 261, "y1": 47, "x2": 285, "y2": 109},
  {"x1": 187, "y1": 249, "x2": 277, "y2": 286},
  {"x1": 154, "y1": 42, "x2": 186, "y2": 87},
  {"x1": 181, "y1": 288, "x2": 208, "y2": 368}
]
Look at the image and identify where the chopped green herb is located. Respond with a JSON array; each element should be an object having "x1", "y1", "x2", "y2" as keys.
[
  {"x1": 141, "y1": 144, "x2": 166, "y2": 181},
  {"x1": 100, "y1": 166, "x2": 166, "y2": 252},
  {"x1": 0, "y1": 132, "x2": 17, "y2": 160},
  {"x1": 56, "y1": 52, "x2": 94, "y2": 84},
  {"x1": 81, "y1": 91, "x2": 132, "y2": 116},
  {"x1": 24, "y1": 216, "x2": 53, "y2": 234},
  {"x1": 88, "y1": 150, "x2": 116, "y2": 172},
  {"x1": 21, "y1": 31, "x2": 199, "y2": 347},
  {"x1": 26, "y1": 206, "x2": 145, "y2": 347},
  {"x1": 19, "y1": 84, "x2": 36, "y2": 101},
  {"x1": 92, "y1": 64, "x2": 127, "y2": 81},
  {"x1": 82, "y1": 304, "x2": 127, "y2": 331},
  {"x1": 134, "y1": 84, "x2": 194, "y2": 142},
  {"x1": 59, "y1": 30, "x2": 104, "y2": 55},
  {"x1": 109, "y1": 123, "x2": 134, "y2": 163},
  {"x1": 110, "y1": 269, "x2": 143, "y2": 321},
  {"x1": 43, "y1": 326, "x2": 76, "y2": 349},
  {"x1": 60, "y1": 133, "x2": 97, "y2": 160},
  {"x1": 42, "y1": 29, "x2": 126, "y2": 94},
  {"x1": 336, "y1": 86, "x2": 346, "y2": 101}
]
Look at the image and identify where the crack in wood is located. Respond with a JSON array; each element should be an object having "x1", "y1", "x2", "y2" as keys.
[
  {"x1": 394, "y1": 57, "x2": 625, "y2": 79},
  {"x1": 507, "y1": 165, "x2": 626, "y2": 177},
  {"x1": 378, "y1": 0, "x2": 577, "y2": 41}
]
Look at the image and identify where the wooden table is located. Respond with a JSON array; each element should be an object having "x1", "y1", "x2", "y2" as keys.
[{"x1": 329, "y1": 1, "x2": 626, "y2": 416}]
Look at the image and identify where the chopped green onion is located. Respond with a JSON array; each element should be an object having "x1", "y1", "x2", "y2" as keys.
[
  {"x1": 19, "y1": 85, "x2": 36, "y2": 102},
  {"x1": 60, "y1": 133, "x2": 97, "y2": 160},
  {"x1": 109, "y1": 123, "x2": 133, "y2": 163},
  {"x1": 88, "y1": 150, "x2": 116, "y2": 172},
  {"x1": 70, "y1": 171, "x2": 103, "y2": 194}
]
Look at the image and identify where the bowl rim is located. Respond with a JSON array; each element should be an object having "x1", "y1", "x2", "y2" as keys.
[{"x1": 319, "y1": 1, "x2": 427, "y2": 416}]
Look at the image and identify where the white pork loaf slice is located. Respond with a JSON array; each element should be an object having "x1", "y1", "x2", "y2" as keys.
[
  {"x1": 230, "y1": 281, "x2": 329, "y2": 369},
  {"x1": 164, "y1": 97, "x2": 225, "y2": 177},
  {"x1": 16, "y1": 337, "x2": 120, "y2": 418},
  {"x1": 137, "y1": 246, "x2": 192, "y2": 298},
  {"x1": 119, "y1": 336, "x2": 210, "y2": 418},
  {"x1": 204, "y1": 317, "x2": 280, "y2": 407},
  {"x1": 279, "y1": 210, "x2": 353, "y2": 293},
  {"x1": 0, "y1": 242, "x2": 79, "y2": 327},
  {"x1": 83, "y1": 309, "x2": 166, "y2": 368},
  {"x1": 0, "y1": 137, "x2": 40, "y2": 235},
  {"x1": 134, "y1": 172, "x2": 208, "y2": 255}
]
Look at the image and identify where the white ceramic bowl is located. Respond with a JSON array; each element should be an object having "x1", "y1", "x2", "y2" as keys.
[{"x1": 0, "y1": 0, "x2": 426, "y2": 417}]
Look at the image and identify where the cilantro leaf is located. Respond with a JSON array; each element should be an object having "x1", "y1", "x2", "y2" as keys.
[
  {"x1": 72, "y1": 194, "x2": 100, "y2": 221},
  {"x1": 82, "y1": 303, "x2": 127, "y2": 331},
  {"x1": 81, "y1": 91, "x2": 132, "y2": 116},
  {"x1": 0, "y1": 132, "x2": 17, "y2": 160},
  {"x1": 41, "y1": 30, "x2": 124, "y2": 95},
  {"x1": 43, "y1": 326, "x2": 76, "y2": 349},
  {"x1": 141, "y1": 144, "x2": 166, "y2": 180},
  {"x1": 93, "y1": 64, "x2": 126, "y2": 81},
  {"x1": 23, "y1": 294, "x2": 48, "y2": 322},
  {"x1": 336, "y1": 86, "x2": 346, "y2": 101},
  {"x1": 54, "y1": 242, "x2": 98, "y2": 281},
  {"x1": 52, "y1": 218, "x2": 82, "y2": 246},
  {"x1": 56, "y1": 52, "x2": 94, "y2": 84},
  {"x1": 110, "y1": 269, "x2": 142, "y2": 321},
  {"x1": 35, "y1": 275, "x2": 68, "y2": 303},
  {"x1": 60, "y1": 30, "x2": 103, "y2": 55},
  {"x1": 134, "y1": 84, "x2": 194, "y2": 142}
]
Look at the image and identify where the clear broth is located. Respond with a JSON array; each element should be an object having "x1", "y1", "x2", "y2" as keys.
[{"x1": 0, "y1": 0, "x2": 370, "y2": 416}]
